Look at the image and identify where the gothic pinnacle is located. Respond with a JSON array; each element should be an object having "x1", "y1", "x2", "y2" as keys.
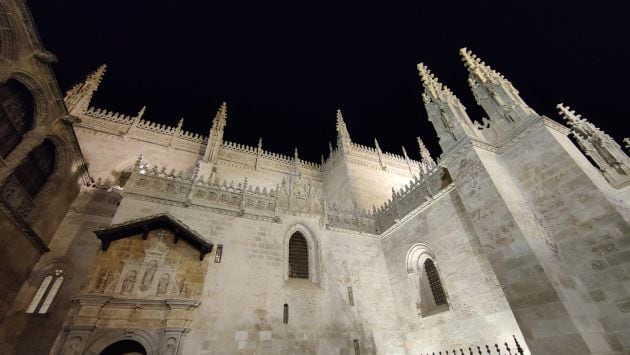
[
  {"x1": 211, "y1": 101, "x2": 228, "y2": 131},
  {"x1": 177, "y1": 117, "x2": 184, "y2": 129},
  {"x1": 417, "y1": 63, "x2": 443, "y2": 99},
  {"x1": 459, "y1": 48, "x2": 504, "y2": 84},
  {"x1": 374, "y1": 138, "x2": 382, "y2": 152},
  {"x1": 402, "y1": 146, "x2": 409, "y2": 160},
  {"x1": 89, "y1": 64, "x2": 107, "y2": 87},
  {"x1": 556, "y1": 103, "x2": 582, "y2": 127},
  {"x1": 64, "y1": 64, "x2": 108, "y2": 114},
  {"x1": 417, "y1": 137, "x2": 436, "y2": 167},
  {"x1": 336, "y1": 109, "x2": 351, "y2": 140},
  {"x1": 137, "y1": 106, "x2": 146, "y2": 118}
]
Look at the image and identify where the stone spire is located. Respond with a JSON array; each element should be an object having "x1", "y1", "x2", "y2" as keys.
[
  {"x1": 417, "y1": 137, "x2": 436, "y2": 170},
  {"x1": 64, "y1": 64, "x2": 107, "y2": 115},
  {"x1": 460, "y1": 48, "x2": 535, "y2": 125},
  {"x1": 374, "y1": 138, "x2": 386, "y2": 170},
  {"x1": 336, "y1": 109, "x2": 352, "y2": 153},
  {"x1": 418, "y1": 63, "x2": 479, "y2": 152},
  {"x1": 211, "y1": 101, "x2": 228, "y2": 132},
  {"x1": 203, "y1": 102, "x2": 228, "y2": 163},
  {"x1": 557, "y1": 103, "x2": 630, "y2": 187}
]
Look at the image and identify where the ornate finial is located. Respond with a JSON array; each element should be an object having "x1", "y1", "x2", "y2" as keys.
[
  {"x1": 417, "y1": 137, "x2": 436, "y2": 168},
  {"x1": 401, "y1": 146, "x2": 409, "y2": 160},
  {"x1": 557, "y1": 103, "x2": 630, "y2": 187},
  {"x1": 137, "y1": 106, "x2": 146, "y2": 118},
  {"x1": 460, "y1": 48, "x2": 493, "y2": 83},
  {"x1": 329, "y1": 141, "x2": 333, "y2": 153},
  {"x1": 177, "y1": 117, "x2": 184, "y2": 129},
  {"x1": 556, "y1": 103, "x2": 582, "y2": 127},
  {"x1": 294, "y1": 147, "x2": 299, "y2": 160},
  {"x1": 336, "y1": 109, "x2": 351, "y2": 139},
  {"x1": 211, "y1": 101, "x2": 228, "y2": 131},
  {"x1": 417, "y1": 62, "x2": 445, "y2": 99},
  {"x1": 258, "y1": 137, "x2": 263, "y2": 150},
  {"x1": 374, "y1": 138, "x2": 382, "y2": 152},
  {"x1": 64, "y1": 64, "x2": 108, "y2": 114}
]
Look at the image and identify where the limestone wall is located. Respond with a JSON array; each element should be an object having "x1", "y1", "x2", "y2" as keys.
[
  {"x1": 381, "y1": 188, "x2": 525, "y2": 353},
  {"x1": 500, "y1": 123, "x2": 630, "y2": 353},
  {"x1": 106, "y1": 196, "x2": 405, "y2": 354}
]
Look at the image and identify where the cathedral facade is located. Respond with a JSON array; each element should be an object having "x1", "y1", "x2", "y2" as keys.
[{"x1": 1, "y1": 1, "x2": 630, "y2": 354}]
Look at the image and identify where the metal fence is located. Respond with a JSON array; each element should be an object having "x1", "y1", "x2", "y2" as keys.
[{"x1": 421, "y1": 335, "x2": 525, "y2": 355}]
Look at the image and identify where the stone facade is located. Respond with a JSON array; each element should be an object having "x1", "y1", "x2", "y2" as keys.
[{"x1": 1, "y1": 2, "x2": 630, "y2": 354}]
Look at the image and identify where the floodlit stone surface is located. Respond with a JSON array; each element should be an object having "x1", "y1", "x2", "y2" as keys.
[{"x1": 1, "y1": 1, "x2": 630, "y2": 354}]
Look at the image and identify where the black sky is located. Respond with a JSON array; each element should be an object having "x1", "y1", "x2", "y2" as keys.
[{"x1": 28, "y1": 0, "x2": 630, "y2": 162}]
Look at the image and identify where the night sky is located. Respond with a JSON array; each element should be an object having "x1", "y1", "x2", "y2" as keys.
[{"x1": 28, "y1": 0, "x2": 629, "y2": 162}]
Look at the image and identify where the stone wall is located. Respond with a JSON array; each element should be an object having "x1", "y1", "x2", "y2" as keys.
[
  {"x1": 499, "y1": 122, "x2": 630, "y2": 353},
  {"x1": 100, "y1": 195, "x2": 405, "y2": 354},
  {"x1": 381, "y1": 188, "x2": 526, "y2": 353},
  {"x1": 0, "y1": 188, "x2": 118, "y2": 354}
]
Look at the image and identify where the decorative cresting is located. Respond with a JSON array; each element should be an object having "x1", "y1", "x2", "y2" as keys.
[
  {"x1": 58, "y1": 216, "x2": 212, "y2": 355},
  {"x1": 557, "y1": 104, "x2": 630, "y2": 188},
  {"x1": 373, "y1": 167, "x2": 451, "y2": 233},
  {"x1": 125, "y1": 155, "x2": 378, "y2": 234},
  {"x1": 406, "y1": 243, "x2": 450, "y2": 317}
]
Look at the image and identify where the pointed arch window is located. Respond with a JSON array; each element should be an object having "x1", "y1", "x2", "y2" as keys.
[
  {"x1": 0, "y1": 79, "x2": 34, "y2": 159},
  {"x1": 26, "y1": 269, "x2": 65, "y2": 314},
  {"x1": 288, "y1": 232, "x2": 309, "y2": 279}
]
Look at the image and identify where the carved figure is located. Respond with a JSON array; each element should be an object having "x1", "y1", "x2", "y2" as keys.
[
  {"x1": 157, "y1": 273, "x2": 170, "y2": 296},
  {"x1": 140, "y1": 260, "x2": 158, "y2": 291},
  {"x1": 121, "y1": 270, "x2": 137, "y2": 294}
]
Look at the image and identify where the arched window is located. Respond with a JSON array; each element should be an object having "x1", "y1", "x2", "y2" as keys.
[
  {"x1": 406, "y1": 244, "x2": 449, "y2": 317},
  {"x1": 13, "y1": 139, "x2": 56, "y2": 199},
  {"x1": 288, "y1": 232, "x2": 309, "y2": 279},
  {"x1": 424, "y1": 259, "x2": 447, "y2": 306},
  {"x1": 0, "y1": 79, "x2": 34, "y2": 159},
  {"x1": 26, "y1": 268, "x2": 65, "y2": 314}
]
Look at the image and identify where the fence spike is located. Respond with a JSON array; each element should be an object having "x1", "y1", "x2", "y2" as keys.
[
  {"x1": 477, "y1": 346, "x2": 482, "y2": 355},
  {"x1": 495, "y1": 344, "x2": 501, "y2": 354},
  {"x1": 469, "y1": 347, "x2": 473, "y2": 355},
  {"x1": 486, "y1": 344, "x2": 492, "y2": 354},
  {"x1": 513, "y1": 335, "x2": 524, "y2": 355},
  {"x1": 504, "y1": 342, "x2": 512, "y2": 355}
]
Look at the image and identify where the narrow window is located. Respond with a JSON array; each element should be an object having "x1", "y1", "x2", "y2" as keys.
[
  {"x1": 288, "y1": 232, "x2": 308, "y2": 279},
  {"x1": 26, "y1": 269, "x2": 65, "y2": 314},
  {"x1": 39, "y1": 276, "x2": 64, "y2": 314},
  {"x1": 348, "y1": 286, "x2": 354, "y2": 306},
  {"x1": 283, "y1": 303, "x2": 289, "y2": 324},
  {"x1": 26, "y1": 275, "x2": 52, "y2": 313},
  {"x1": 424, "y1": 259, "x2": 446, "y2": 306},
  {"x1": 353, "y1": 339, "x2": 360, "y2": 355},
  {"x1": 215, "y1": 244, "x2": 223, "y2": 263}
]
